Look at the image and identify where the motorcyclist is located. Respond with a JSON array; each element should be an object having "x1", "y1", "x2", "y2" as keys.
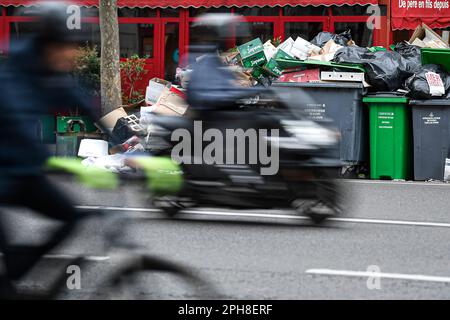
[
  {"x1": 187, "y1": 14, "x2": 263, "y2": 112},
  {"x1": 0, "y1": 1, "x2": 102, "y2": 298}
]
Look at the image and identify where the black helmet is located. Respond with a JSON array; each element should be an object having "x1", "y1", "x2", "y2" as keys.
[
  {"x1": 191, "y1": 13, "x2": 250, "y2": 51},
  {"x1": 19, "y1": 1, "x2": 88, "y2": 45}
]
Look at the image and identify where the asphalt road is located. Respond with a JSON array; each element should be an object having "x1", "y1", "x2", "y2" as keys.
[{"x1": 1, "y1": 178, "x2": 449, "y2": 299}]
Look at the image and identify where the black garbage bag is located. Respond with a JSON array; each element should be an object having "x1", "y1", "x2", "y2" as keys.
[
  {"x1": 394, "y1": 42, "x2": 422, "y2": 73},
  {"x1": 405, "y1": 64, "x2": 450, "y2": 100},
  {"x1": 333, "y1": 47, "x2": 413, "y2": 91},
  {"x1": 113, "y1": 117, "x2": 139, "y2": 143},
  {"x1": 311, "y1": 30, "x2": 352, "y2": 48}
]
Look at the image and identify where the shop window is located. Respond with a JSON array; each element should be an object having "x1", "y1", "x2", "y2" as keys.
[
  {"x1": 160, "y1": 8, "x2": 180, "y2": 17},
  {"x1": 9, "y1": 21, "x2": 40, "y2": 45},
  {"x1": 393, "y1": 30, "x2": 411, "y2": 44},
  {"x1": 236, "y1": 22, "x2": 274, "y2": 44},
  {"x1": 332, "y1": 5, "x2": 371, "y2": 16},
  {"x1": 189, "y1": 7, "x2": 231, "y2": 17},
  {"x1": 334, "y1": 22, "x2": 373, "y2": 47},
  {"x1": 285, "y1": 22, "x2": 323, "y2": 42},
  {"x1": 81, "y1": 7, "x2": 99, "y2": 17},
  {"x1": 189, "y1": 22, "x2": 202, "y2": 46},
  {"x1": 118, "y1": 8, "x2": 157, "y2": 18},
  {"x1": 119, "y1": 24, "x2": 154, "y2": 58},
  {"x1": 188, "y1": 22, "x2": 234, "y2": 51},
  {"x1": 164, "y1": 23, "x2": 179, "y2": 82},
  {"x1": 332, "y1": 5, "x2": 386, "y2": 16},
  {"x1": 283, "y1": 6, "x2": 328, "y2": 16},
  {"x1": 7, "y1": 5, "x2": 37, "y2": 16},
  {"x1": 81, "y1": 23, "x2": 101, "y2": 51},
  {"x1": 234, "y1": 6, "x2": 280, "y2": 16}
]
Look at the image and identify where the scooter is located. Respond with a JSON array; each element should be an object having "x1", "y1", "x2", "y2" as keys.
[{"x1": 145, "y1": 87, "x2": 343, "y2": 224}]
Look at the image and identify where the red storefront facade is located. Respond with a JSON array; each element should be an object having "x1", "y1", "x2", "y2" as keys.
[{"x1": 0, "y1": 0, "x2": 448, "y2": 83}]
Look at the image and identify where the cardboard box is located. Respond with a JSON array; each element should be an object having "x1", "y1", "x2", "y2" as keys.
[
  {"x1": 251, "y1": 67, "x2": 266, "y2": 82},
  {"x1": 145, "y1": 78, "x2": 172, "y2": 105},
  {"x1": 152, "y1": 87, "x2": 189, "y2": 116},
  {"x1": 238, "y1": 38, "x2": 267, "y2": 69},
  {"x1": 220, "y1": 51, "x2": 240, "y2": 65},
  {"x1": 309, "y1": 40, "x2": 343, "y2": 62},
  {"x1": 263, "y1": 40, "x2": 278, "y2": 60},
  {"x1": 98, "y1": 107, "x2": 128, "y2": 130},
  {"x1": 409, "y1": 23, "x2": 448, "y2": 48},
  {"x1": 291, "y1": 37, "x2": 321, "y2": 60},
  {"x1": 278, "y1": 69, "x2": 320, "y2": 83},
  {"x1": 320, "y1": 71, "x2": 365, "y2": 82},
  {"x1": 274, "y1": 49, "x2": 294, "y2": 60},
  {"x1": 263, "y1": 59, "x2": 283, "y2": 77},
  {"x1": 278, "y1": 37, "x2": 295, "y2": 53}
]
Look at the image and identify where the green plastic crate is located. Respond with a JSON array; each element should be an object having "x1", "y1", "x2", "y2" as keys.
[
  {"x1": 421, "y1": 48, "x2": 450, "y2": 73},
  {"x1": 363, "y1": 95, "x2": 411, "y2": 180},
  {"x1": 263, "y1": 58, "x2": 283, "y2": 77}
]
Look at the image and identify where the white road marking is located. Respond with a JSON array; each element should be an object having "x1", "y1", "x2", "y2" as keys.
[
  {"x1": 0, "y1": 253, "x2": 110, "y2": 262},
  {"x1": 76, "y1": 205, "x2": 450, "y2": 228},
  {"x1": 339, "y1": 179, "x2": 450, "y2": 187},
  {"x1": 44, "y1": 254, "x2": 110, "y2": 262},
  {"x1": 306, "y1": 268, "x2": 450, "y2": 284}
]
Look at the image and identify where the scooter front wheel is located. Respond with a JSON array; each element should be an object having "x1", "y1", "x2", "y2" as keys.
[{"x1": 152, "y1": 197, "x2": 196, "y2": 217}]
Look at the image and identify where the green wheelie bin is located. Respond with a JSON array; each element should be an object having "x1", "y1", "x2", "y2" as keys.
[{"x1": 363, "y1": 94, "x2": 411, "y2": 180}]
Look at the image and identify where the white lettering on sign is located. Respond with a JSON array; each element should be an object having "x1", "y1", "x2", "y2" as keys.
[
  {"x1": 422, "y1": 112, "x2": 441, "y2": 125},
  {"x1": 398, "y1": 0, "x2": 449, "y2": 10},
  {"x1": 378, "y1": 112, "x2": 394, "y2": 129},
  {"x1": 425, "y1": 72, "x2": 445, "y2": 97}
]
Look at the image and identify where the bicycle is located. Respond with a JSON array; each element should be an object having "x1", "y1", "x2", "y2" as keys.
[{"x1": 0, "y1": 157, "x2": 220, "y2": 300}]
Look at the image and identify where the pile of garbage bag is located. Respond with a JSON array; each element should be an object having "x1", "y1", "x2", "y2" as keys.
[
  {"x1": 76, "y1": 24, "x2": 450, "y2": 174},
  {"x1": 405, "y1": 64, "x2": 450, "y2": 100},
  {"x1": 333, "y1": 47, "x2": 414, "y2": 91},
  {"x1": 311, "y1": 30, "x2": 353, "y2": 48}
]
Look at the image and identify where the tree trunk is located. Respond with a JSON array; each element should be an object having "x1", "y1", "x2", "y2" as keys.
[{"x1": 99, "y1": 0, "x2": 121, "y2": 116}]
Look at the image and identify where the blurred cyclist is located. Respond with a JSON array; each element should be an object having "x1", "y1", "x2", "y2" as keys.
[{"x1": 0, "y1": 1, "x2": 101, "y2": 298}]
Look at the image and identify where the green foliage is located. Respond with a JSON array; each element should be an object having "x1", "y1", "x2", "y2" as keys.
[
  {"x1": 272, "y1": 37, "x2": 282, "y2": 47},
  {"x1": 73, "y1": 44, "x2": 101, "y2": 97},
  {"x1": 120, "y1": 54, "x2": 148, "y2": 105}
]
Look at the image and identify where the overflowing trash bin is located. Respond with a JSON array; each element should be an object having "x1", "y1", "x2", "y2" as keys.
[
  {"x1": 410, "y1": 99, "x2": 450, "y2": 181},
  {"x1": 74, "y1": 21, "x2": 450, "y2": 182},
  {"x1": 363, "y1": 94, "x2": 411, "y2": 180},
  {"x1": 272, "y1": 81, "x2": 367, "y2": 165}
]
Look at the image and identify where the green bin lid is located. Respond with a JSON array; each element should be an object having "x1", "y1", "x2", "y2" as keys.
[
  {"x1": 363, "y1": 93, "x2": 408, "y2": 104},
  {"x1": 421, "y1": 48, "x2": 450, "y2": 73}
]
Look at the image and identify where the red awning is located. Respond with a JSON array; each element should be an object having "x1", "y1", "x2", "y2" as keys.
[
  {"x1": 0, "y1": 0, "x2": 379, "y2": 8},
  {"x1": 392, "y1": 2, "x2": 450, "y2": 30}
]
